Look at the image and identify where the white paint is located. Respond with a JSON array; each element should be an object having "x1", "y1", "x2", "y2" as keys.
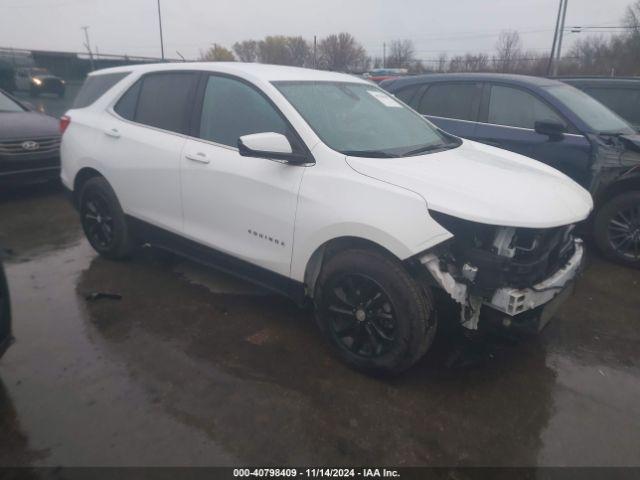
[{"x1": 239, "y1": 132, "x2": 293, "y2": 155}]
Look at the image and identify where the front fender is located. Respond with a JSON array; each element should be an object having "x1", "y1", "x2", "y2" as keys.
[{"x1": 290, "y1": 164, "x2": 453, "y2": 282}]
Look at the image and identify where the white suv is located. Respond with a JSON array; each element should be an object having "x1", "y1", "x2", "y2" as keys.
[{"x1": 61, "y1": 63, "x2": 592, "y2": 375}]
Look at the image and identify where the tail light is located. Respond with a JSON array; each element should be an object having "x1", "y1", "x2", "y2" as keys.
[{"x1": 59, "y1": 115, "x2": 71, "y2": 135}]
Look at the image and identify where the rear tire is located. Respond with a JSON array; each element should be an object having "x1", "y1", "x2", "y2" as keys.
[
  {"x1": 79, "y1": 177, "x2": 134, "y2": 260},
  {"x1": 314, "y1": 248, "x2": 436, "y2": 375},
  {"x1": 593, "y1": 191, "x2": 640, "y2": 268}
]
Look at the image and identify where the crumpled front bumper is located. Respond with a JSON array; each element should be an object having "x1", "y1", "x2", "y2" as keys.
[
  {"x1": 487, "y1": 239, "x2": 584, "y2": 316},
  {"x1": 420, "y1": 238, "x2": 585, "y2": 330}
]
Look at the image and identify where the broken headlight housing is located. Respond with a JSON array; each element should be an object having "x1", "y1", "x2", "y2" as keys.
[{"x1": 428, "y1": 212, "x2": 576, "y2": 297}]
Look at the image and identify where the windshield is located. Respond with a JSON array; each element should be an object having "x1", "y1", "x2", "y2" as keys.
[
  {"x1": 29, "y1": 68, "x2": 49, "y2": 76},
  {"x1": 274, "y1": 81, "x2": 457, "y2": 157},
  {"x1": 0, "y1": 91, "x2": 24, "y2": 113},
  {"x1": 542, "y1": 84, "x2": 635, "y2": 135}
]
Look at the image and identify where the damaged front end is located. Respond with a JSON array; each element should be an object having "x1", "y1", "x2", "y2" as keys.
[
  {"x1": 590, "y1": 132, "x2": 640, "y2": 195},
  {"x1": 420, "y1": 212, "x2": 584, "y2": 333}
]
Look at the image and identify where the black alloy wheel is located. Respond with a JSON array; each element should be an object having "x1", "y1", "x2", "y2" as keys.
[
  {"x1": 81, "y1": 193, "x2": 115, "y2": 251},
  {"x1": 314, "y1": 248, "x2": 436, "y2": 375},
  {"x1": 78, "y1": 176, "x2": 134, "y2": 260},
  {"x1": 324, "y1": 273, "x2": 397, "y2": 358}
]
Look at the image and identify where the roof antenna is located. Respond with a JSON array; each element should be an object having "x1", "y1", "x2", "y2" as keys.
[{"x1": 176, "y1": 51, "x2": 186, "y2": 62}]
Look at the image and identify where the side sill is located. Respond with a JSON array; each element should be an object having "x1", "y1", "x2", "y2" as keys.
[{"x1": 125, "y1": 216, "x2": 307, "y2": 307}]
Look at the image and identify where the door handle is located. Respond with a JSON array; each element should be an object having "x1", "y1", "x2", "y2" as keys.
[
  {"x1": 104, "y1": 127, "x2": 121, "y2": 138},
  {"x1": 185, "y1": 152, "x2": 210, "y2": 164}
]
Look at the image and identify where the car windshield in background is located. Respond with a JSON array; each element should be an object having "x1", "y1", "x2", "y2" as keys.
[
  {"x1": 0, "y1": 91, "x2": 24, "y2": 112},
  {"x1": 542, "y1": 84, "x2": 635, "y2": 135},
  {"x1": 29, "y1": 68, "x2": 49, "y2": 75},
  {"x1": 274, "y1": 81, "x2": 456, "y2": 157}
]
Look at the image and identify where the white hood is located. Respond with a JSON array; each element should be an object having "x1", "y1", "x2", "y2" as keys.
[{"x1": 346, "y1": 140, "x2": 593, "y2": 229}]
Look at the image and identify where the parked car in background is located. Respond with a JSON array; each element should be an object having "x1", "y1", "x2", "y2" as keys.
[
  {"x1": 0, "y1": 60, "x2": 15, "y2": 92},
  {"x1": 382, "y1": 73, "x2": 640, "y2": 268},
  {"x1": 61, "y1": 63, "x2": 591, "y2": 374},
  {"x1": 364, "y1": 68, "x2": 408, "y2": 84},
  {"x1": 0, "y1": 88, "x2": 61, "y2": 185},
  {"x1": 560, "y1": 77, "x2": 640, "y2": 131},
  {"x1": 14, "y1": 67, "x2": 65, "y2": 98},
  {"x1": 0, "y1": 257, "x2": 12, "y2": 359}
]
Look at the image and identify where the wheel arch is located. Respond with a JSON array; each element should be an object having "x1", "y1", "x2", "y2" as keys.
[
  {"x1": 72, "y1": 167, "x2": 104, "y2": 207},
  {"x1": 595, "y1": 173, "x2": 640, "y2": 208},
  {"x1": 302, "y1": 235, "x2": 420, "y2": 300}
]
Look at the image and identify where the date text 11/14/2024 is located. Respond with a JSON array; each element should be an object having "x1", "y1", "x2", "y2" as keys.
[{"x1": 232, "y1": 468, "x2": 401, "y2": 478}]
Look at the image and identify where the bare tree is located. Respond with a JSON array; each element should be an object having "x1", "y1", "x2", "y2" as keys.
[
  {"x1": 436, "y1": 53, "x2": 448, "y2": 72},
  {"x1": 387, "y1": 39, "x2": 415, "y2": 69},
  {"x1": 567, "y1": 36, "x2": 613, "y2": 75},
  {"x1": 286, "y1": 36, "x2": 311, "y2": 66},
  {"x1": 233, "y1": 40, "x2": 258, "y2": 62},
  {"x1": 317, "y1": 33, "x2": 369, "y2": 72},
  {"x1": 494, "y1": 30, "x2": 522, "y2": 73},
  {"x1": 200, "y1": 44, "x2": 235, "y2": 62},
  {"x1": 258, "y1": 36, "x2": 291, "y2": 64}
]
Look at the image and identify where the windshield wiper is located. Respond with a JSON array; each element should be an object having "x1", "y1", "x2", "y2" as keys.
[
  {"x1": 403, "y1": 143, "x2": 454, "y2": 156},
  {"x1": 342, "y1": 150, "x2": 399, "y2": 158}
]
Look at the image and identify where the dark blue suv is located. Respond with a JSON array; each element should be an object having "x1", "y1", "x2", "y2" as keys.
[{"x1": 382, "y1": 73, "x2": 640, "y2": 268}]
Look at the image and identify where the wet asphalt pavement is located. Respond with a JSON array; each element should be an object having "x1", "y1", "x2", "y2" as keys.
[{"x1": 0, "y1": 183, "x2": 639, "y2": 467}]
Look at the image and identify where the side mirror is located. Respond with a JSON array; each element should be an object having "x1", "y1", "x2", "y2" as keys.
[
  {"x1": 535, "y1": 120, "x2": 566, "y2": 140},
  {"x1": 238, "y1": 132, "x2": 309, "y2": 164}
]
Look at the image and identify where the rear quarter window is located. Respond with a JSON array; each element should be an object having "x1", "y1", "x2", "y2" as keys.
[{"x1": 73, "y1": 72, "x2": 130, "y2": 108}]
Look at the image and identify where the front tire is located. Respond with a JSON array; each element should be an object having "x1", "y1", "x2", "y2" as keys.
[
  {"x1": 314, "y1": 248, "x2": 436, "y2": 375},
  {"x1": 79, "y1": 177, "x2": 134, "y2": 260},
  {"x1": 593, "y1": 191, "x2": 640, "y2": 268}
]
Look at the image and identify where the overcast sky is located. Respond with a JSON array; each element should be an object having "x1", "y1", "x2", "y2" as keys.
[{"x1": 0, "y1": 0, "x2": 634, "y2": 61}]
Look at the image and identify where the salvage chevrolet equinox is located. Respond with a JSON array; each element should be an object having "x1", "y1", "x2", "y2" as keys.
[{"x1": 60, "y1": 63, "x2": 593, "y2": 375}]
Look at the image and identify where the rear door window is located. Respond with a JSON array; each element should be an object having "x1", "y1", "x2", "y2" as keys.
[
  {"x1": 73, "y1": 72, "x2": 129, "y2": 108},
  {"x1": 133, "y1": 72, "x2": 199, "y2": 134},
  {"x1": 488, "y1": 84, "x2": 564, "y2": 129},
  {"x1": 417, "y1": 82, "x2": 481, "y2": 121}
]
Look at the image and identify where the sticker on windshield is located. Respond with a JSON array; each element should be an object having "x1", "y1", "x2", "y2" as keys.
[{"x1": 367, "y1": 90, "x2": 402, "y2": 108}]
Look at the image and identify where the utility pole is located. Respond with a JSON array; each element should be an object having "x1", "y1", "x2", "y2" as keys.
[
  {"x1": 547, "y1": 0, "x2": 563, "y2": 76},
  {"x1": 157, "y1": 0, "x2": 165, "y2": 61},
  {"x1": 553, "y1": 0, "x2": 569, "y2": 76},
  {"x1": 313, "y1": 35, "x2": 317, "y2": 69},
  {"x1": 81, "y1": 26, "x2": 95, "y2": 71},
  {"x1": 383, "y1": 42, "x2": 386, "y2": 68}
]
